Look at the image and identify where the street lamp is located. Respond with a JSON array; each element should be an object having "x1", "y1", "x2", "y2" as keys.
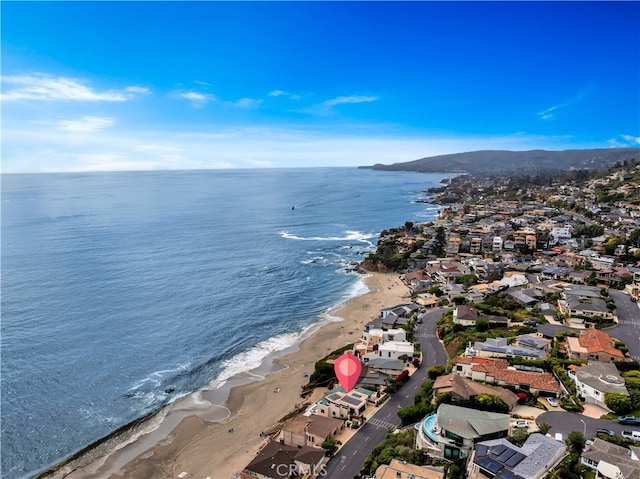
[{"x1": 580, "y1": 419, "x2": 586, "y2": 437}]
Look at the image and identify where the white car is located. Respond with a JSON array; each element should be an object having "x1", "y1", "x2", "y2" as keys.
[
  {"x1": 513, "y1": 420, "x2": 528, "y2": 428},
  {"x1": 546, "y1": 397, "x2": 558, "y2": 407}
]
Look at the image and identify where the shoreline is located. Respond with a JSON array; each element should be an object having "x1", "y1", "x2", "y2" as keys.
[{"x1": 42, "y1": 271, "x2": 410, "y2": 479}]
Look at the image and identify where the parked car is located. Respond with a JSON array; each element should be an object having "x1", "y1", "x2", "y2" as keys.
[
  {"x1": 618, "y1": 415, "x2": 640, "y2": 425},
  {"x1": 513, "y1": 420, "x2": 528, "y2": 428},
  {"x1": 546, "y1": 397, "x2": 558, "y2": 407},
  {"x1": 596, "y1": 428, "x2": 616, "y2": 436},
  {"x1": 622, "y1": 430, "x2": 640, "y2": 440}
]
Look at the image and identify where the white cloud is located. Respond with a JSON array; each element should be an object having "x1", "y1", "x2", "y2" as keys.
[
  {"x1": 302, "y1": 94, "x2": 379, "y2": 115},
  {"x1": 233, "y1": 97, "x2": 263, "y2": 108},
  {"x1": 537, "y1": 87, "x2": 590, "y2": 120},
  {"x1": 608, "y1": 134, "x2": 640, "y2": 147},
  {"x1": 124, "y1": 86, "x2": 150, "y2": 94},
  {"x1": 0, "y1": 74, "x2": 148, "y2": 102},
  {"x1": 323, "y1": 95, "x2": 378, "y2": 107},
  {"x1": 269, "y1": 89, "x2": 300, "y2": 100},
  {"x1": 57, "y1": 116, "x2": 115, "y2": 133},
  {"x1": 537, "y1": 106, "x2": 559, "y2": 120},
  {"x1": 621, "y1": 134, "x2": 640, "y2": 145},
  {"x1": 1, "y1": 121, "x2": 598, "y2": 173},
  {"x1": 174, "y1": 90, "x2": 217, "y2": 108}
]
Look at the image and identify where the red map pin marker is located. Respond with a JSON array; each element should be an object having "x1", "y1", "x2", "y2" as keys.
[{"x1": 334, "y1": 353, "x2": 362, "y2": 393}]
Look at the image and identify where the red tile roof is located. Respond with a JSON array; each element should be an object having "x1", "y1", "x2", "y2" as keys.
[
  {"x1": 578, "y1": 330, "x2": 624, "y2": 359},
  {"x1": 456, "y1": 357, "x2": 560, "y2": 393}
]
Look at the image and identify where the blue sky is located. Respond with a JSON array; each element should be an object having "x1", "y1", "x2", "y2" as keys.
[{"x1": 2, "y1": 1, "x2": 639, "y2": 172}]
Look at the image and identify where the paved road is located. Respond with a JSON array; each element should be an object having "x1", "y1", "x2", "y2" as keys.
[
  {"x1": 323, "y1": 308, "x2": 448, "y2": 479},
  {"x1": 608, "y1": 290, "x2": 640, "y2": 362},
  {"x1": 536, "y1": 411, "x2": 633, "y2": 439}
]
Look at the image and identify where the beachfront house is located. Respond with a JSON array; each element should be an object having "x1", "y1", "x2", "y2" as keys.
[
  {"x1": 377, "y1": 340, "x2": 415, "y2": 361},
  {"x1": 281, "y1": 414, "x2": 344, "y2": 449},
  {"x1": 375, "y1": 459, "x2": 445, "y2": 479},
  {"x1": 315, "y1": 386, "x2": 373, "y2": 422},
  {"x1": 241, "y1": 440, "x2": 326, "y2": 479}
]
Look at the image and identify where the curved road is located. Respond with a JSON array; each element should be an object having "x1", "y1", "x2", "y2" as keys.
[
  {"x1": 608, "y1": 289, "x2": 640, "y2": 362},
  {"x1": 323, "y1": 308, "x2": 448, "y2": 479},
  {"x1": 536, "y1": 411, "x2": 629, "y2": 439}
]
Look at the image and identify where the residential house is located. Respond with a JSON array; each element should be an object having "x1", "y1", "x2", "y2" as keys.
[
  {"x1": 581, "y1": 438, "x2": 640, "y2": 479},
  {"x1": 357, "y1": 364, "x2": 390, "y2": 389},
  {"x1": 467, "y1": 433, "x2": 567, "y2": 479},
  {"x1": 416, "y1": 404, "x2": 510, "y2": 460},
  {"x1": 467, "y1": 337, "x2": 548, "y2": 360},
  {"x1": 468, "y1": 434, "x2": 567, "y2": 479},
  {"x1": 241, "y1": 440, "x2": 325, "y2": 479},
  {"x1": 453, "y1": 357, "x2": 561, "y2": 397},
  {"x1": 454, "y1": 305, "x2": 479, "y2": 326},
  {"x1": 282, "y1": 414, "x2": 344, "y2": 448},
  {"x1": 565, "y1": 329, "x2": 626, "y2": 363},
  {"x1": 492, "y1": 236, "x2": 503, "y2": 253},
  {"x1": 378, "y1": 340, "x2": 415, "y2": 360},
  {"x1": 568, "y1": 362, "x2": 629, "y2": 410},
  {"x1": 558, "y1": 295, "x2": 613, "y2": 326},
  {"x1": 550, "y1": 226, "x2": 573, "y2": 246},
  {"x1": 315, "y1": 386, "x2": 373, "y2": 421},
  {"x1": 515, "y1": 334, "x2": 551, "y2": 353},
  {"x1": 365, "y1": 357, "x2": 405, "y2": 379},
  {"x1": 507, "y1": 287, "x2": 544, "y2": 307},
  {"x1": 431, "y1": 373, "x2": 519, "y2": 410},
  {"x1": 381, "y1": 303, "x2": 420, "y2": 320},
  {"x1": 416, "y1": 292, "x2": 439, "y2": 308},
  {"x1": 598, "y1": 266, "x2": 633, "y2": 288},
  {"x1": 447, "y1": 237, "x2": 462, "y2": 256},
  {"x1": 541, "y1": 266, "x2": 573, "y2": 280},
  {"x1": 375, "y1": 459, "x2": 444, "y2": 479}
]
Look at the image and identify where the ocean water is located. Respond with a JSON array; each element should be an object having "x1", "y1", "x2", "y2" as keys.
[{"x1": 1, "y1": 168, "x2": 446, "y2": 478}]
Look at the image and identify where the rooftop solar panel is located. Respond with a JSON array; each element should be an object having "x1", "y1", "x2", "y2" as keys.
[
  {"x1": 479, "y1": 458, "x2": 503, "y2": 474},
  {"x1": 490, "y1": 444, "x2": 507, "y2": 456},
  {"x1": 342, "y1": 396, "x2": 363, "y2": 406},
  {"x1": 497, "y1": 448, "x2": 517, "y2": 462},
  {"x1": 476, "y1": 445, "x2": 489, "y2": 458},
  {"x1": 505, "y1": 452, "x2": 526, "y2": 467}
]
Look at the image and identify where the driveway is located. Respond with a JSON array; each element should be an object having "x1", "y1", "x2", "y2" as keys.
[{"x1": 581, "y1": 403, "x2": 608, "y2": 419}]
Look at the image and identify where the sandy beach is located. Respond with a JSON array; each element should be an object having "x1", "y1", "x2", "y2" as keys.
[{"x1": 55, "y1": 271, "x2": 410, "y2": 479}]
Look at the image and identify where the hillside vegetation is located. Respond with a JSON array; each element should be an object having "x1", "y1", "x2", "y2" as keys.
[{"x1": 370, "y1": 148, "x2": 639, "y2": 175}]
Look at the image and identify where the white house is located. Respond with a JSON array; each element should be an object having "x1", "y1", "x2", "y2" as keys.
[
  {"x1": 569, "y1": 362, "x2": 629, "y2": 410},
  {"x1": 550, "y1": 226, "x2": 573, "y2": 245},
  {"x1": 581, "y1": 438, "x2": 640, "y2": 479},
  {"x1": 378, "y1": 340, "x2": 415, "y2": 360}
]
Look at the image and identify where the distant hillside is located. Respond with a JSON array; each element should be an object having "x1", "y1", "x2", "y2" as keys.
[{"x1": 371, "y1": 148, "x2": 640, "y2": 175}]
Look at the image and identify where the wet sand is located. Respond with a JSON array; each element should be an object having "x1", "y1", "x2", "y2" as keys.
[{"x1": 51, "y1": 272, "x2": 409, "y2": 479}]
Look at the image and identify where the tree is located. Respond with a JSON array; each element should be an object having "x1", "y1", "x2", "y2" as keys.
[
  {"x1": 321, "y1": 438, "x2": 338, "y2": 456},
  {"x1": 537, "y1": 422, "x2": 552, "y2": 435},
  {"x1": 566, "y1": 431, "x2": 586, "y2": 455},
  {"x1": 605, "y1": 392, "x2": 633, "y2": 414},
  {"x1": 476, "y1": 320, "x2": 489, "y2": 332},
  {"x1": 428, "y1": 365, "x2": 446, "y2": 380},
  {"x1": 455, "y1": 274, "x2": 479, "y2": 287}
]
